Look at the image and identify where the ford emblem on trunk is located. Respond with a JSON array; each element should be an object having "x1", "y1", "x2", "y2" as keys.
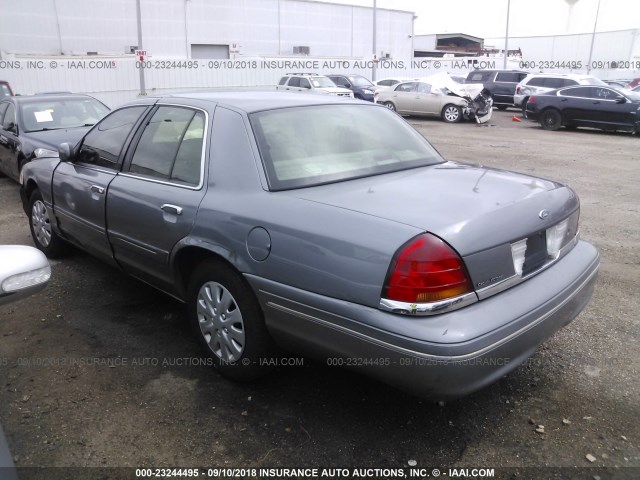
[{"x1": 539, "y1": 209, "x2": 550, "y2": 219}]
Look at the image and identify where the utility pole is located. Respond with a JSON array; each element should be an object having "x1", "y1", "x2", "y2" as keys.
[
  {"x1": 503, "y1": 0, "x2": 511, "y2": 69},
  {"x1": 586, "y1": 0, "x2": 601, "y2": 73},
  {"x1": 136, "y1": 0, "x2": 146, "y2": 96},
  {"x1": 372, "y1": 0, "x2": 377, "y2": 81}
]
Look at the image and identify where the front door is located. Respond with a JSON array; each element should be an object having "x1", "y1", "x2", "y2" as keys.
[{"x1": 52, "y1": 106, "x2": 149, "y2": 265}]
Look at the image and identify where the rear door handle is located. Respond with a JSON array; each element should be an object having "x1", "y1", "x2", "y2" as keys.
[
  {"x1": 592, "y1": 101, "x2": 600, "y2": 104},
  {"x1": 90, "y1": 185, "x2": 105, "y2": 194},
  {"x1": 561, "y1": 99, "x2": 568, "y2": 102},
  {"x1": 161, "y1": 204, "x2": 183, "y2": 215}
]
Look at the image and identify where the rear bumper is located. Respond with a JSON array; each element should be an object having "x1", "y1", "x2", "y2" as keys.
[{"x1": 248, "y1": 240, "x2": 599, "y2": 399}]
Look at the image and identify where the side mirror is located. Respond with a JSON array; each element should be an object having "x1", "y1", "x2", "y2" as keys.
[
  {"x1": 344, "y1": 83, "x2": 352, "y2": 89},
  {"x1": 58, "y1": 142, "x2": 74, "y2": 162},
  {"x1": 615, "y1": 97, "x2": 626, "y2": 104},
  {"x1": 0, "y1": 245, "x2": 51, "y2": 306},
  {"x1": 6, "y1": 121, "x2": 17, "y2": 134}
]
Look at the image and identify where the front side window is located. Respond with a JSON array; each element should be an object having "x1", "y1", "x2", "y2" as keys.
[
  {"x1": 544, "y1": 78, "x2": 565, "y2": 89},
  {"x1": 2, "y1": 104, "x2": 16, "y2": 132},
  {"x1": 594, "y1": 87, "x2": 622, "y2": 100},
  {"x1": 129, "y1": 106, "x2": 204, "y2": 186},
  {"x1": 310, "y1": 76, "x2": 336, "y2": 88},
  {"x1": 76, "y1": 106, "x2": 147, "y2": 167},
  {"x1": 416, "y1": 83, "x2": 432, "y2": 94},
  {"x1": 299, "y1": 78, "x2": 311, "y2": 89},
  {"x1": 0, "y1": 103, "x2": 9, "y2": 126},
  {"x1": 251, "y1": 104, "x2": 444, "y2": 190}
]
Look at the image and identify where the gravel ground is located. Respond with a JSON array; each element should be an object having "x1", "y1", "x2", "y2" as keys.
[{"x1": 0, "y1": 109, "x2": 638, "y2": 479}]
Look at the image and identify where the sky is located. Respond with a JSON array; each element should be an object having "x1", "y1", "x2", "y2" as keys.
[{"x1": 321, "y1": 0, "x2": 640, "y2": 38}]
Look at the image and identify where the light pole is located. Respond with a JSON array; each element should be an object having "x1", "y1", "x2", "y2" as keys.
[
  {"x1": 503, "y1": 0, "x2": 511, "y2": 70},
  {"x1": 586, "y1": 0, "x2": 601, "y2": 73},
  {"x1": 372, "y1": 0, "x2": 377, "y2": 81}
]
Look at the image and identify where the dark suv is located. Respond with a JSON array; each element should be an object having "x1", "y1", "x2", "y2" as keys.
[
  {"x1": 327, "y1": 74, "x2": 376, "y2": 101},
  {"x1": 465, "y1": 70, "x2": 528, "y2": 110}
]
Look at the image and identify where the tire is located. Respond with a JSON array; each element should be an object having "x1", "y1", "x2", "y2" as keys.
[
  {"x1": 496, "y1": 105, "x2": 508, "y2": 111},
  {"x1": 441, "y1": 104, "x2": 462, "y2": 123},
  {"x1": 187, "y1": 259, "x2": 275, "y2": 381},
  {"x1": 382, "y1": 101, "x2": 396, "y2": 112},
  {"x1": 540, "y1": 109, "x2": 562, "y2": 131},
  {"x1": 28, "y1": 190, "x2": 69, "y2": 258}
]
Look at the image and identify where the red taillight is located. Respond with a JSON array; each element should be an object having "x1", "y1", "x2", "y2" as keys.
[
  {"x1": 516, "y1": 86, "x2": 521, "y2": 94},
  {"x1": 382, "y1": 233, "x2": 473, "y2": 303},
  {"x1": 528, "y1": 96, "x2": 536, "y2": 103}
]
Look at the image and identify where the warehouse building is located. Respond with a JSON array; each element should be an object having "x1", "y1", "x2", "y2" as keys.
[{"x1": 0, "y1": 0, "x2": 415, "y2": 60}]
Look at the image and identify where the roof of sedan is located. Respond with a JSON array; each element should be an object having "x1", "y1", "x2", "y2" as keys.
[
  {"x1": 156, "y1": 90, "x2": 364, "y2": 113},
  {"x1": 10, "y1": 93, "x2": 100, "y2": 103}
]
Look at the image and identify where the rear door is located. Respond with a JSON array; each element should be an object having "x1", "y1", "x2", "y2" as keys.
[
  {"x1": 52, "y1": 105, "x2": 149, "y2": 265},
  {"x1": 106, "y1": 104, "x2": 208, "y2": 292},
  {"x1": 493, "y1": 72, "x2": 525, "y2": 104},
  {"x1": 557, "y1": 87, "x2": 594, "y2": 125}
]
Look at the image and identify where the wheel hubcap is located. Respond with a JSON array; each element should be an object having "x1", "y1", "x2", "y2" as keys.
[
  {"x1": 445, "y1": 107, "x2": 459, "y2": 121},
  {"x1": 31, "y1": 200, "x2": 52, "y2": 247},
  {"x1": 197, "y1": 281, "x2": 245, "y2": 363}
]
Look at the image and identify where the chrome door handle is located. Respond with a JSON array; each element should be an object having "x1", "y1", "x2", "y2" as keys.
[
  {"x1": 90, "y1": 185, "x2": 105, "y2": 194},
  {"x1": 161, "y1": 204, "x2": 183, "y2": 215}
]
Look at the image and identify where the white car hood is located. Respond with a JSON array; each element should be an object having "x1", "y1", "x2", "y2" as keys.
[{"x1": 424, "y1": 72, "x2": 484, "y2": 98}]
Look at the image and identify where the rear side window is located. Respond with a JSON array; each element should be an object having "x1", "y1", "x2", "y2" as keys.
[
  {"x1": 544, "y1": 78, "x2": 566, "y2": 89},
  {"x1": 468, "y1": 72, "x2": 488, "y2": 82},
  {"x1": 129, "y1": 106, "x2": 205, "y2": 186},
  {"x1": 528, "y1": 77, "x2": 546, "y2": 87},
  {"x1": 288, "y1": 77, "x2": 300, "y2": 87},
  {"x1": 77, "y1": 106, "x2": 146, "y2": 167},
  {"x1": 560, "y1": 87, "x2": 593, "y2": 98},
  {"x1": 561, "y1": 79, "x2": 578, "y2": 87}
]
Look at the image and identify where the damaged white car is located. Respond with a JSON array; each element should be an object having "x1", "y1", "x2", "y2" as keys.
[{"x1": 376, "y1": 73, "x2": 493, "y2": 123}]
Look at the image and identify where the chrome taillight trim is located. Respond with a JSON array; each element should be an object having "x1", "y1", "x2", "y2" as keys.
[{"x1": 379, "y1": 291, "x2": 477, "y2": 316}]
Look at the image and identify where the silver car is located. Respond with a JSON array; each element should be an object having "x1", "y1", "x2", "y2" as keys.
[
  {"x1": 376, "y1": 75, "x2": 493, "y2": 123},
  {"x1": 20, "y1": 92, "x2": 599, "y2": 399}
]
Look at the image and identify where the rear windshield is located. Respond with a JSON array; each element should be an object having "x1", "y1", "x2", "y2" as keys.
[{"x1": 250, "y1": 104, "x2": 443, "y2": 190}]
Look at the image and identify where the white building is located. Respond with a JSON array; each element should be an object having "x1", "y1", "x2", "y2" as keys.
[{"x1": 0, "y1": 0, "x2": 415, "y2": 60}]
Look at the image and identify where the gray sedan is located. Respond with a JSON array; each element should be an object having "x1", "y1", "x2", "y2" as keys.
[{"x1": 20, "y1": 92, "x2": 599, "y2": 399}]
